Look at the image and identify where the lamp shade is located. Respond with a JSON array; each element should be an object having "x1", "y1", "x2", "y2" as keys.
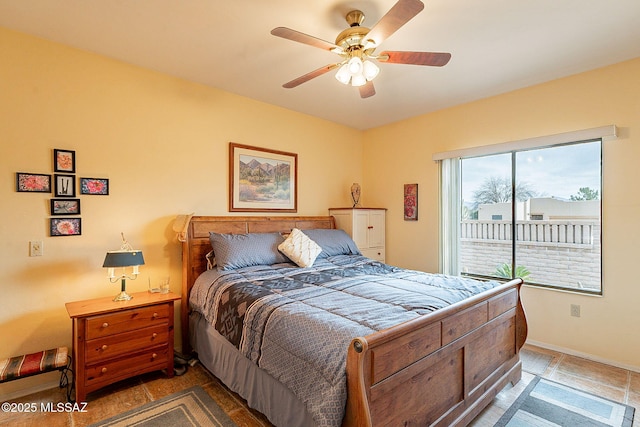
[
  {"x1": 347, "y1": 57, "x2": 363, "y2": 75},
  {"x1": 102, "y1": 251, "x2": 145, "y2": 268},
  {"x1": 335, "y1": 63, "x2": 351, "y2": 85},
  {"x1": 362, "y1": 60, "x2": 379, "y2": 81},
  {"x1": 351, "y1": 73, "x2": 366, "y2": 87}
]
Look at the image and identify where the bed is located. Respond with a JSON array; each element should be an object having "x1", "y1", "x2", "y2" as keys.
[{"x1": 180, "y1": 215, "x2": 527, "y2": 427}]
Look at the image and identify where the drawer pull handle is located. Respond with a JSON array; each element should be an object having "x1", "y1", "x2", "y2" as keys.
[
  {"x1": 101, "y1": 345, "x2": 108, "y2": 350},
  {"x1": 102, "y1": 322, "x2": 109, "y2": 328},
  {"x1": 368, "y1": 226, "x2": 373, "y2": 229},
  {"x1": 101, "y1": 367, "x2": 107, "y2": 374},
  {"x1": 151, "y1": 353, "x2": 157, "y2": 359},
  {"x1": 152, "y1": 313, "x2": 158, "y2": 319},
  {"x1": 152, "y1": 333, "x2": 158, "y2": 339}
]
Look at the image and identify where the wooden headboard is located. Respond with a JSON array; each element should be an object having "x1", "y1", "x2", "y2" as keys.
[{"x1": 180, "y1": 215, "x2": 335, "y2": 353}]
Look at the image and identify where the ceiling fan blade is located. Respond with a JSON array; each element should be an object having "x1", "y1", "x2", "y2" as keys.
[
  {"x1": 283, "y1": 63, "x2": 340, "y2": 88},
  {"x1": 365, "y1": 0, "x2": 424, "y2": 47},
  {"x1": 271, "y1": 27, "x2": 342, "y2": 53},
  {"x1": 378, "y1": 51, "x2": 451, "y2": 66},
  {"x1": 359, "y1": 81, "x2": 376, "y2": 98}
]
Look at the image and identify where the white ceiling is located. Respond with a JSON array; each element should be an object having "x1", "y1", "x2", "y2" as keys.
[{"x1": 1, "y1": 0, "x2": 639, "y2": 130}]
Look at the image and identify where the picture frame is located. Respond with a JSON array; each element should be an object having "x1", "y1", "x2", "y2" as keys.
[
  {"x1": 50, "y1": 218, "x2": 82, "y2": 236},
  {"x1": 404, "y1": 183, "x2": 418, "y2": 221},
  {"x1": 51, "y1": 199, "x2": 81, "y2": 215},
  {"x1": 53, "y1": 149, "x2": 76, "y2": 173},
  {"x1": 80, "y1": 177, "x2": 109, "y2": 195},
  {"x1": 229, "y1": 143, "x2": 297, "y2": 212},
  {"x1": 16, "y1": 172, "x2": 51, "y2": 193},
  {"x1": 54, "y1": 174, "x2": 76, "y2": 197}
]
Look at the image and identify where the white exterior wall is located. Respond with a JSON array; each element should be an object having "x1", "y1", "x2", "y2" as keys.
[
  {"x1": 529, "y1": 198, "x2": 600, "y2": 220},
  {"x1": 478, "y1": 197, "x2": 600, "y2": 221}
]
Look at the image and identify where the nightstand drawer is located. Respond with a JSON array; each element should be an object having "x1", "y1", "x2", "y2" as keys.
[
  {"x1": 85, "y1": 325, "x2": 169, "y2": 364},
  {"x1": 85, "y1": 345, "x2": 169, "y2": 389},
  {"x1": 86, "y1": 304, "x2": 170, "y2": 339}
]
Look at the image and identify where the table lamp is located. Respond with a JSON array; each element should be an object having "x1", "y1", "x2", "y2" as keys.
[{"x1": 103, "y1": 233, "x2": 145, "y2": 301}]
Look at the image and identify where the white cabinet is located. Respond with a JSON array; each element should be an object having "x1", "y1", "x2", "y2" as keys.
[{"x1": 329, "y1": 208, "x2": 386, "y2": 262}]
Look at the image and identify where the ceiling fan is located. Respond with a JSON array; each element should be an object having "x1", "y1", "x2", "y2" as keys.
[{"x1": 271, "y1": 0, "x2": 451, "y2": 98}]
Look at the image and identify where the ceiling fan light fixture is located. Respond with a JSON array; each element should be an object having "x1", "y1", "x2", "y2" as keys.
[
  {"x1": 272, "y1": 0, "x2": 452, "y2": 97},
  {"x1": 351, "y1": 73, "x2": 367, "y2": 87},
  {"x1": 362, "y1": 60, "x2": 379, "y2": 81},
  {"x1": 335, "y1": 63, "x2": 351, "y2": 85},
  {"x1": 347, "y1": 56, "x2": 363, "y2": 75}
]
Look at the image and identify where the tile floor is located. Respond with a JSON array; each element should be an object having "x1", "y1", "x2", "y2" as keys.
[
  {"x1": 470, "y1": 345, "x2": 640, "y2": 427},
  {"x1": 1, "y1": 344, "x2": 638, "y2": 427}
]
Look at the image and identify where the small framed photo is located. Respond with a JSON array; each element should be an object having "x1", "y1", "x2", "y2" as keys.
[
  {"x1": 50, "y1": 218, "x2": 82, "y2": 236},
  {"x1": 54, "y1": 149, "x2": 76, "y2": 173},
  {"x1": 51, "y1": 199, "x2": 81, "y2": 215},
  {"x1": 80, "y1": 177, "x2": 109, "y2": 195},
  {"x1": 16, "y1": 172, "x2": 51, "y2": 193},
  {"x1": 54, "y1": 174, "x2": 76, "y2": 197}
]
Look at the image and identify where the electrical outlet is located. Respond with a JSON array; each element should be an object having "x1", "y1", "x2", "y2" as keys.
[
  {"x1": 29, "y1": 240, "x2": 43, "y2": 257},
  {"x1": 570, "y1": 304, "x2": 581, "y2": 317}
]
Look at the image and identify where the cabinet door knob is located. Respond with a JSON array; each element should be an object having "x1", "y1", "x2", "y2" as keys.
[
  {"x1": 152, "y1": 313, "x2": 158, "y2": 318},
  {"x1": 101, "y1": 345, "x2": 108, "y2": 350},
  {"x1": 102, "y1": 322, "x2": 109, "y2": 328},
  {"x1": 151, "y1": 353, "x2": 157, "y2": 359},
  {"x1": 101, "y1": 367, "x2": 107, "y2": 374},
  {"x1": 152, "y1": 333, "x2": 158, "y2": 339}
]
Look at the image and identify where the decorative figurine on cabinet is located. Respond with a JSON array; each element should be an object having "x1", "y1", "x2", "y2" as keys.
[{"x1": 351, "y1": 183, "x2": 361, "y2": 207}]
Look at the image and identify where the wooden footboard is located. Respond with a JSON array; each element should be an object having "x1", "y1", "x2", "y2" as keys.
[{"x1": 343, "y1": 278, "x2": 527, "y2": 427}]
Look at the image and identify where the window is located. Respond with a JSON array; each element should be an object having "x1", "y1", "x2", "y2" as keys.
[{"x1": 440, "y1": 137, "x2": 603, "y2": 294}]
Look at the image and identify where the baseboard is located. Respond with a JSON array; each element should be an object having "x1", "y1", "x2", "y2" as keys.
[{"x1": 526, "y1": 339, "x2": 640, "y2": 373}]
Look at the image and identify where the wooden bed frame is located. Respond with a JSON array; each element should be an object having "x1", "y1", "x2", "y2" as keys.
[{"x1": 181, "y1": 215, "x2": 527, "y2": 427}]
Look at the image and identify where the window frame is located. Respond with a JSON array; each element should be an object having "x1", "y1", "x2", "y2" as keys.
[{"x1": 436, "y1": 127, "x2": 614, "y2": 295}]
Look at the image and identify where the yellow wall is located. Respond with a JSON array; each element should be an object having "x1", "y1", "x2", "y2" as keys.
[
  {"x1": 0, "y1": 27, "x2": 363, "y2": 398},
  {"x1": 364, "y1": 57, "x2": 640, "y2": 370},
  {"x1": 2, "y1": 24, "x2": 639, "y2": 399}
]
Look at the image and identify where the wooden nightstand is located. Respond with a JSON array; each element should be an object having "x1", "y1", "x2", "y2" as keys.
[{"x1": 65, "y1": 291, "x2": 180, "y2": 402}]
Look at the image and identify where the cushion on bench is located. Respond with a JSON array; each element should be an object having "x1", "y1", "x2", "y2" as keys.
[{"x1": 0, "y1": 347, "x2": 68, "y2": 382}]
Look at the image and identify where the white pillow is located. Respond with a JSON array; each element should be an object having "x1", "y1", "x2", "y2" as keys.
[{"x1": 278, "y1": 228, "x2": 322, "y2": 268}]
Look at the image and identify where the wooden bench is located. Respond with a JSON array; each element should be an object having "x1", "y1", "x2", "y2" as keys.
[{"x1": 0, "y1": 347, "x2": 73, "y2": 400}]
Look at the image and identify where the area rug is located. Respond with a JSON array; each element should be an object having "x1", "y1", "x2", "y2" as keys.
[
  {"x1": 495, "y1": 376, "x2": 635, "y2": 427},
  {"x1": 88, "y1": 386, "x2": 236, "y2": 427}
]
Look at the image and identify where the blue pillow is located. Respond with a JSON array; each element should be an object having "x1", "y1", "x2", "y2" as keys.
[
  {"x1": 209, "y1": 232, "x2": 288, "y2": 270},
  {"x1": 301, "y1": 229, "x2": 361, "y2": 258}
]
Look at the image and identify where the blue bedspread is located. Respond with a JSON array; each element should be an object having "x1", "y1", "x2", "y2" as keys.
[{"x1": 190, "y1": 255, "x2": 499, "y2": 426}]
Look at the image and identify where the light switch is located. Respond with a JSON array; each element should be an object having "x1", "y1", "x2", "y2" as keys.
[{"x1": 30, "y1": 240, "x2": 43, "y2": 257}]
